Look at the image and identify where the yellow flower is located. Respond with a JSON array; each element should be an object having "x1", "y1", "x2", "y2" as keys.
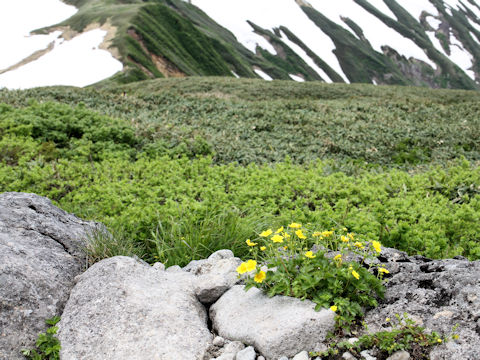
[
  {"x1": 354, "y1": 241, "x2": 364, "y2": 249},
  {"x1": 275, "y1": 226, "x2": 284, "y2": 233},
  {"x1": 341, "y1": 235, "x2": 349, "y2": 243},
  {"x1": 254, "y1": 271, "x2": 266, "y2": 283},
  {"x1": 236, "y1": 262, "x2": 248, "y2": 274},
  {"x1": 378, "y1": 267, "x2": 389, "y2": 274},
  {"x1": 288, "y1": 222, "x2": 302, "y2": 228},
  {"x1": 295, "y1": 229, "x2": 307, "y2": 239},
  {"x1": 260, "y1": 246, "x2": 266, "y2": 251},
  {"x1": 334, "y1": 254, "x2": 342, "y2": 262},
  {"x1": 283, "y1": 246, "x2": 288, "y2": 250},
  {"x1": 437, "y1": 338, "x2": 442, "y2": 343},
  {"x1": 312, "y1": 231, "x2": 322, "y2": 237},
  {"x1": 330, "y1": 305, "x2": 338, "y2": 312},
  {"x1": 245, "y1": 259, "x2": 257, "y2": 272},
  {"x1": 260, "y1": 229, "x2": 273, "y2": 237},
  {"x1": 321, "y1": 230, "x2": 333, "y2": 237},
  {"x1": 342, "y1": 227, "x2": 348, "y2": 231},
  {"x1": 372, "y1": 240, "x2": 382, "y2": 253},
  {"x1": 271, "y1": 234, "x2": 284, "y2": 243},
  {"x1": 453, "y1": 334, "x2": 459, "y2": 340},
  {"x1": 351, "y1": 270, "x2": 360, "y2": 280},
  {"x1": 385, "y1": 318, "x2": 391, "y2": 322},
  {"x1": 348, "y1": 232, "x2": 354, "y2": 240},
  {"x1": 246, "y1": 239, "x2": 257, "y2": 247},
  {"x1": 284, "y1": 232, "x2": 291, "y2": 238},
  {"x1": 305, "y1": 251, "x2": 316, "y2": 259}
]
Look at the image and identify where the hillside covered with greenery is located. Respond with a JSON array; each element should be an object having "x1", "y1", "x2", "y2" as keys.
[{"x1": 1, "y1": 78, "x2": 480, "y2": 266}]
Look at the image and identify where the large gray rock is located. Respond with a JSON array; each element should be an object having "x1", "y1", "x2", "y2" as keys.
[
  {"x1": 210, "y1": 285, "x2": 335, "y2": 360},
  {"x1": 184, "y1": 249, "x2": 242, "y2": 304},
  {"x1": 363, "y1": 248, "x2": 480, "y2": 359},
  {"x1": 0, "y1": 192, "x2": 97, "y2": 360},
  {"x1": 58, "y1": 256, "x2": 212, "y2": 360}
]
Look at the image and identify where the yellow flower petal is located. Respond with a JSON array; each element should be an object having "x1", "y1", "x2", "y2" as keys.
[
  {"x1": 260, "y1": 229, "x2": 273, "y2": 237},
  {"x1": 245, "y1": 259, "x2": 257, "y2": 272},
  {"x1": 304, "y1": 251, "x2": 316, "y2": 259},
  {"x1": 246, "y1": 239, "x2": 257, "y2": 247},
  {"x1": 379, "y1": 267, "x2": 389, "y2": 274},
  {"x1": 254, "y1": 271, "x2": 266, "y2": 283},
  {"x1": 312, "y1": 231, "x2": 322, "y2": 237},
  {"x1": 275, "y1": 226, "x2": 284, "y2": 233},
  {"x1": 330, "y1": 305, "x2": 338, "y2": 312},
  {"x1": 236, "y1": 262, "x2": 248, "y2": 274},
  {"x1": 260, "y1": 246, "x2": 266, "y2": 251},
  {"x1": 354, "y1": 242, "x2": 364, "y2": 249},
  {"x1": 288, "y1": 222, "x2": 302, "y2": 229},
  {"x1": 271, "y1": 234, "x2": 284, "y2": 243},
  {"x1": 295, "y1": 229, "x2": 307, "y2": 239},
  {"x1": 351, "y1": 270, "x2": 360, "y2": 280},
  {"x1": 341, "y1": 235, "x2": 349, "y2": 243},
  {"x1": 372, "y1": 240, "x2": 382, "y2": 253},
  {"x1": 334, "y1": 254, "x2": 342, "y2": 261}
]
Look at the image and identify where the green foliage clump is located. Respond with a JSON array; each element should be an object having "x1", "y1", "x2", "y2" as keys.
[
  {"x1": 22, "y1": 316, "x2": 61, "y2": 360},
  {"x1": 313, "y1": 313, "x2": 459, "y2": 359},
  {"x1": 239, "y1": 225, "x2": 386, "y2": 330}
]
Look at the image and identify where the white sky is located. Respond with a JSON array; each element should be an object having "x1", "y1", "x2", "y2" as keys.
[{"x1": 0, "y1": 0, "x2": 123, "y2": 89}]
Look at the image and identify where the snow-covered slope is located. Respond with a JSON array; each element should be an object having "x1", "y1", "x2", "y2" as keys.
[
  {"x1": 0, "y1": 0, "x2": 122, "y2": 89},
  {"x1": 190, "y1": 0, "x2": 480, "y2": 88},
  {"x1": 1, "y1": 0, "x2": 480, "y2": 89}
]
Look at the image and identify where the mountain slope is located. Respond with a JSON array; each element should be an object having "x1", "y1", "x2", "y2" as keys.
[{"x1": 2, "y1": 0, "x2": 480, "y2": 89}]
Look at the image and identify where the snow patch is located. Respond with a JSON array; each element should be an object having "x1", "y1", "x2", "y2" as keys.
[
  {"x1": 308, "y1": 0, "x2": 437, "y2": 69},
  {"x1": 448, "y1": 33, "x2": 475, "y2": 79},
  {"x1": 231, "y1": 71, "x2": 240, "y2": 78},
  {"x1": 191, "y1": 0, "x2": 348, "y2": 82},
  {"x1": 254, "y1": 68, "x2": 273, "y2": 81},
  {"x1": 0, "y1": 0, "x2": 77, "y2": 70},
  {"x1": 289, "y1": 74, "x2": 305, "y2": 82},
  {"x1": 426, "y1": 16, "x2": 442, "y2": 30},
  {"x1": 400, "y1": 0, "x2": 438, "y2": 20},
  {"x1": 279, "y1": 30, "x2": 332, "y2": 82},
  {"x1": 0, "y1": 29, "x2": 123, "y2": 89},
  {"x1": 462, "y1": 1, "x2": 480, "y2": 19}
]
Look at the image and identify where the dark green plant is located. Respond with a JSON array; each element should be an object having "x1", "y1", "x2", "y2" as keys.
[{"x1": 22, "y1": 316, "x2": 61, "y2": 360}]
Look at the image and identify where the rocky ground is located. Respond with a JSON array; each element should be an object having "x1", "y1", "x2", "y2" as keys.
[{"x1": 1, "y1": 192, "x2": 479, "y2": 360}]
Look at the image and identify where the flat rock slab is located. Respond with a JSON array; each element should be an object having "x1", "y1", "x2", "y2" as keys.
[
  {"x1": 0, "y1": 192, "x2": 97, "y2": 360},
  {"x1": 58, "y1": 256, "x2": 212, "y2": 360},
  {"x1": 210, "y1": 285, "x2": 335, "y2": 360}
]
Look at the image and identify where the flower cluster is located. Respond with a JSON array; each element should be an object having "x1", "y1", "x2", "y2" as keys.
[{"x1": 237, "y1": 223, "x2": 388, "y2": 328}]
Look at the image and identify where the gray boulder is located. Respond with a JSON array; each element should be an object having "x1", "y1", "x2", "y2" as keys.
[
  {"x1": 210, "y1": 285, "x2": 335, "y2": 360},
  {"x1": 0, "y1": 192, "x2": 97, "y2": 360},
  {"x1": 57, "y1": 256, "x2": 212, "y2": 359},
  {"x1": 184, "y1": 249, "x2": 242, "y2": 304},
  {"x1": 363, "y1": 248, "x2": 480, "y2": 359}
]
